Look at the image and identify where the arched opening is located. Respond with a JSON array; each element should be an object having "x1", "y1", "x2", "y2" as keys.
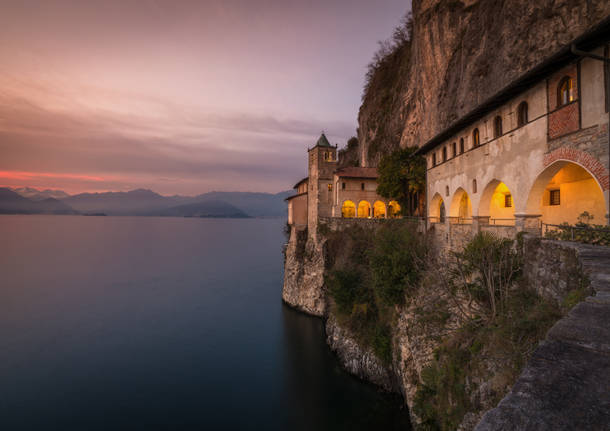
[
  {"x1": 452, "y1": 142, "x2": 457, "y2": 157},
  {"x1": 341, "y1": 200, "x2": 356, "y2": 218},
  {"x1": 517, "y1": 102, "x2": 528, "y2": 127},
  {"x1": 526, "y1": 161, "x2": 606, "y2": 226},
  {"x1": 429, "y1": 193, "x2": 445, "y2": 223},
  {"x1": 388, "y1": 200, "x2": 401, "y2": 218},
  {"x1": 357, "y1": 200, "x2": 371, "y2": 218},
  {"x1": 442, "y1": 146, "x2": 447, "y2": 162},
  {"x1": 459, "y1": 138, "x2": 464, "y2": 154},
  {"x1": 373, "y1": 201, "x2": 386, "y2": 218},
  {"x1": 558, "y1": 76, "x2": 574, "y2": 107},
  {"x1": 479, "y1": 180, "x2": 515, "y2": 225},
  {"x1": 449, "y1": 188, "x2": 472, "y2": 224},
  {"x1": 472, "y1": 128, "x2": 480, "y2": 148}
]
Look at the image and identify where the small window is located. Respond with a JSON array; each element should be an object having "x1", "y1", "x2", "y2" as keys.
[
  {"x1": 494, "y1": 116, "x2": 503, "y2": 138},
  {"x1": 361, "y1": 183, "x2": 365, "y2": 191},
  {"x1": 558, "y1": 77, "x2": 574, "y2": 107},
  {"x1": 327, "y1": 183, "x2": 332, "y2": 191},
  {"x1": 459, "y1": 138, "x2": 464, "y2": 154},
  {"x1": 452, "y1": 142, "x2": 457, "y2": 157},
  {"x1": 504, "y1": 194, "x2": 512, "y2": 208},
  {"x1": 432, "y1": 153, "x2": 437, "y2": 166},
  {"x1": 442, "y1": 147, "x2": 447, "y2": 162},
  {"x1": 472, "y1": 128, "x2": 480, "y2": 148},
  {"x1": 550, "y1": 189, "x2": 560, "y2": 206},
  {"x1": 342, "y1": 182, "x2": 346, "y2": 190},
  {"x1": 472, "y1": 179, "x2": 477, "y2": 193},
  {"x1": 517, "y1": 102, "x2": 528, "y2": 127},
  {"x1": 445, "y1": 185, "x2": 449, "y2": 197}
]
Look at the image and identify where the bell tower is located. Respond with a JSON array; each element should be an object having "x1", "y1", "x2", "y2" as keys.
[{"x1": 307, "y1": 133, "x2": 337, "y2": 230}]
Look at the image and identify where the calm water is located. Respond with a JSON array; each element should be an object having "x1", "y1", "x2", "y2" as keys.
[{"x1": 0, "y1": 215, "x2": 411, "y2": 430}]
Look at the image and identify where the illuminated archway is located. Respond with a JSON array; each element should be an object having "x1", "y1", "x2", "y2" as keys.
[
  {"x1": 429, "y1": 193, "x2": 445, "y2": 223},
  {"x1": 479, "y1": 180, "x2": 515, "y2": 225},
  {"x1": 449, "y1": 188, "x2": 472, "y2": 223},
  {"x1": 341, "y1": 200, "x2": 356, "y2": 218},
  {"x1": 373, "y1": 201, "x2": 386, "y2": 218},
  {"x1": 357, "y1": 201, "x2": 371, "y2": 218},
  {"x1": 526, "y1": 161, "x2": 606, "y2": 226},
  {"x1": 388, "y1": 200, "x2": 401, "y2": 218}
]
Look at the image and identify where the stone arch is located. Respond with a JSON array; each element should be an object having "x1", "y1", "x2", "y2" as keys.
[
  {"x1": 449, "y1": 187, "x2": 472, "y2": 223},
  {"x1": 543, "y1": 148, "x2": 609, "y2": 191},
  {"x1": 479, "y1": 179, "x2": 515, "y2": 225},
  {"x1": 357, "y1": 200, "x2": 371, "y2": 218},
  {"x1": 526, "y1": 160, "x2": 607, "y2": 225},
  {"x1": 429, "y1": 193, "x2": 445, "y2": 223},
  {"x1": 373, "y1": 201, "x2": 386, "y2": 218},
  {"x1": 341, "y1": 200, "x2": 356, "y2": 218}
]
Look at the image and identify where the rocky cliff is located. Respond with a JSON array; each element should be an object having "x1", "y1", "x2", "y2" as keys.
[{"x1": 357, "y1": 0, "x2": 610, "y2": 166}]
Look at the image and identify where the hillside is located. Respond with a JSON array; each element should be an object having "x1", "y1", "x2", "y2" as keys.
[
  {"x1": 0, "y1": 188, "x2": 77, "y2": 214},
  {"x1": 356, "y1": 0, "x2": 610, "y2": 166},
  {"x1": 157, "y1": 200, "x2": 249, "y2": 218}
]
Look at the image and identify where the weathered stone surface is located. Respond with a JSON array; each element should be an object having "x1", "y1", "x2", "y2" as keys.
[
  {"x1": 325, "y1": 313, "x2": 395, "y2": 392},
  {"x1": 475, "y1": 340, "x2": 610, "y2": 431},
  {"x1": 282, "y1": 227, "x2": 327, "y2": 317}
]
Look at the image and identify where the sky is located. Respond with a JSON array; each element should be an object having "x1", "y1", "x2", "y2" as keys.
[{"x1": 0, "y1": 0, "x2": 410, "y2": 195}]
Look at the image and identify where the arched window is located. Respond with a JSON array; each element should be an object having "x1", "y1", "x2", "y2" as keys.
[
  {"x1": 517, "y1": 102, "x2": 528, "y2": 127},
  {"x1": 459, "y1": 138, "x2": 464, "y2": 154},
  {"x1": 442, "y1": 146, "x2": 447, "y2": 162},
  {"x1": 494, "y1": 116, "x2": 503, "y2": 138},
  {"x1": 341, "y1": 200, "x2": 356, "y2": 218},
  {"x1": 452, "y1": 142, "x2": 457, "y2": 157},
  {"x1": 558, "y1": 76, "x2": 574, "y2": 106},
  {"x1": 472, "y1": 179, "x2": 477, "y2": 194},
  {"x1": 432, "y1": 153, "x2": 437, "y2": 166},
  {"x1": 472, "y1": 128, "x2": 480, "y2": 148}
]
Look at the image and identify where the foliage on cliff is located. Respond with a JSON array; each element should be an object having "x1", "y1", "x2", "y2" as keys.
[
  {"x1": 325, "y1": 221, "x2": 426, "y2": 364},
  {"x1": 356, "y1": 12, "x2": 413, "y2": 166},
  {"x1": 376, "y1": 147, "x2": 426, "y2": 216},
  {"x1": 411, "y1": 233, "x2": 570, "y2": 431}
]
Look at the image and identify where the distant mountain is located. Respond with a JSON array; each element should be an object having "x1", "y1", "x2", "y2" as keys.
[
  {"x1": 157, "y1": 200, "x2": 249, "y2": 218},
  {"x1": 0, "y1": 188, "x2": 77, "y2": 214},
  {"x1": 60, "y1": 189, "x2": 291, "y2": 217},
  {"x1": 11, "y1": 187, "x2": 70, "y2": 201},
  {"x1": 194, "y1": 191, "x2": 292, "y2": 217},
  {"x1": 62, "y1": 189, "x2": 183, "y2": 216}
]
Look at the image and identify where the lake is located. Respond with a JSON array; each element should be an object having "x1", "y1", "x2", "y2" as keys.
[{"x1": 0, "y1": 215, "x2": 411, "y2": 430}]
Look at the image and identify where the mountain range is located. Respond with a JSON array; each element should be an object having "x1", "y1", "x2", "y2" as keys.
[{"x1": 1, "y1": 187, "x2": 291, "y2": 218}]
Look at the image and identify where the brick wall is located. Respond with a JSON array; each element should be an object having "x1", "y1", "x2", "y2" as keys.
[{"x1": 548, "y1": 102, "x2": 580, "y2": 139}]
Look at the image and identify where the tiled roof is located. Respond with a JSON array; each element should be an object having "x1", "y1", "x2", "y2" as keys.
[
  {"x1": 315, "y1": 133, "x2": 331, "y2": 147},
  {"x1": 335, "y1": 167, "x2": 378, "y2": 179},
  {"x1": 293, "y1": 177, "x2": 308, "y2": 189}
]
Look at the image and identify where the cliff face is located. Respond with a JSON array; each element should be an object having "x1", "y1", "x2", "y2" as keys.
[{"x1": 358, "y1": 0, "x2": 610, "y2": 166}]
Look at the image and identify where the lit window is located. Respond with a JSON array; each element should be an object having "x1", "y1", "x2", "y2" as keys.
[
  {"x1": 558, "y1": 77, "x2": 574, "y2": 106},
  {"x1": 550, "y1": 190, "x2": 560, "y2": 206},
  {"x1": 327, "y1": 183, "x2": 332, "y2": 191},
  {"x1": 504, "y1": 194, "x2": 512, "y2": 208},
  {"x1": 517, "y1": 102, "x2": 528, "y2": 127},
  {"x1": 472, "y1": 128, "x2": 480, "y2": 147}
]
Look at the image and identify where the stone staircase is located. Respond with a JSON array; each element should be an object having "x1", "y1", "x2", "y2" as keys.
[{"x1": 475, "y1": 243, "x2": 610, "y2": 431}]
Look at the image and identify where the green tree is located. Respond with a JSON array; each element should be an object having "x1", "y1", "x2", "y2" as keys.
[{"x1": 376, "y1": 147, "x2": 426, "y2": 216}]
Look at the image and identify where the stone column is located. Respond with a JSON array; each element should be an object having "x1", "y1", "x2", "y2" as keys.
[{"x1": 515, "y1": 214, "x2": 542, "y2": 235}]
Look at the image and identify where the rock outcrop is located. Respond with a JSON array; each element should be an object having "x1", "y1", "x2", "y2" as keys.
[{"x1": 358, "y1": 0, "x2": 610, "y2": 165}]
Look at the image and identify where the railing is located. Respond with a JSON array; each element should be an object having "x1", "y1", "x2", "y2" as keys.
[
  {"x1": 543, "y1": 222, "x2": 610, "y2": 246},
  {"x1": 488, "y1": 218, "x2": 516, "y2": 226},
  {"x1": 448, "y1": 216, "x2": 473, "y2": 225}
]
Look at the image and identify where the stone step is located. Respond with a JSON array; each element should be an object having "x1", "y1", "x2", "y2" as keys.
[{"x1": 547, "y1": 301, "x2": 610, "y2": 353}]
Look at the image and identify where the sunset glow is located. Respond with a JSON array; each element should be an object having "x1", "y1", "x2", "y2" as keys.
[{"x1": 0, "y1": 0, "x2": 408, "y2": 195}]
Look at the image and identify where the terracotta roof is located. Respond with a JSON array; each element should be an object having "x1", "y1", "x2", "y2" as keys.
[
  {"x1": 293, "y1": 177, "x2": 308, "y2": 189},
  {"x1": 334, "y1": 167, "x2": 378, "y2": 179}
]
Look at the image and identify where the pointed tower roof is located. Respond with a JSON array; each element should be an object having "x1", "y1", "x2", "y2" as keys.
[{"x1": 315, "y1": 133, "x2": 331, "y2": 148}]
